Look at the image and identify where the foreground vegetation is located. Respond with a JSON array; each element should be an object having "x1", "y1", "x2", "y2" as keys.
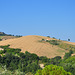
[
  {"x1": 35, "y1": 65, "x2": 71, "y2": 75},
  {"x1": 0, "y1": 45, "x2": 75, "y2": 75}
]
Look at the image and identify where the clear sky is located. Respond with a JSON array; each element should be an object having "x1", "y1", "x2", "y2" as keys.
[{"x1": 0, "y1": 0, "x2": 75, "y2": 42}]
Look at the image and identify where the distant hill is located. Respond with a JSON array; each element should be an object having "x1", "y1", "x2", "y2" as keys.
[
  {"x1": 0, "y1": 32, "x2": 22, "y2": 40},
  {"x1": 0, "y1": 32, "x2": 7, "y2": 36}
]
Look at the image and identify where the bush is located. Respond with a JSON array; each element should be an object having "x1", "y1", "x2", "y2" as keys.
[
  {"x1": 39, "y1": 56, "x2": 50, "y2": 63},
  {"x1": 64, "y1": 50, "x2": 73, "y2": 60},
  {"x1": 50, "y1": 56, "x2": 61, "y2": 65},
  {"x1": 41, "y1": 39, "x2": 45, "y2": 41},
  {"x1": 49, "y1": 40, "x2": 59, "y2": 45},
  {"x1": 0, "y1": 39, "x2": 2, "y2": 41},
  {"x1": 64, "y1": 53, "x2": 71, "y2": 60},
  {"x1": 47, "y1": 36, "x2": 50, "y2": 38}
]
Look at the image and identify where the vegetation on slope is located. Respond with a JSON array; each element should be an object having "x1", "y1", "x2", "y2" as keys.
[
  {"x1": 0, "y1": 44, "x2": 75, "y2": 75},
  {"x1": 60, "y1": 55, "x2": 75, "y2": 75},
  {"x1": 41, "y1": 39, "x2": 75, "y2": 53},
  {"x1": 0, "y1": 45, "x2": 41, "y2": 74}
]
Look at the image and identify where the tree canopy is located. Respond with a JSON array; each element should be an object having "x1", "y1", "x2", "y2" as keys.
[{"x1": 35, "y1": 65, "x2": 71, "y2": 75}]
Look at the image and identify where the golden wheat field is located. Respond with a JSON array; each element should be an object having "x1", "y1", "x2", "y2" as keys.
[{"x1": 0, "y1": 35, "x2": 74, "y2": 58}]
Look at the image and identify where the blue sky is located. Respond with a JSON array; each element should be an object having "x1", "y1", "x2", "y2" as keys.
[{"x1": 0, "y1": 0, "x2": 75, "y2": 42}]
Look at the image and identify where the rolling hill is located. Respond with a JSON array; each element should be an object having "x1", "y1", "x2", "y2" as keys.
[{"x1": 0, "y1": 35, "x2": 75, "y2": 58}]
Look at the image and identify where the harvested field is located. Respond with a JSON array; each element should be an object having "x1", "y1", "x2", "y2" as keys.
[{"x1": 0, "y1": 35, "x2": 72, "y2": 58}]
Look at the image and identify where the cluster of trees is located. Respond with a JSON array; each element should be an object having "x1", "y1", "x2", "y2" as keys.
[
  {"x1": 0, "y1": 46, "x2": 41, "y2": 74},
  {"x1": 0, "y1": 32, "x2": 7, "y2": 36},
  {"x1": 60, "y1": 54, "x2": 75, "y2": 75},
  {"x1": 46, "y1": 40, "x2": 60, "y2": 45},
  {"x1": 7, "y1": 34, "x2": 22, "y2": 37},
  {"x1": 0, "y1": 53, "x2": 40, "y2": 73},
  {"x1": 0, "y1": 32, "x2": 22, "y2": 38},
  {"x1": 0, "y1": 45, "x2": 75, "y2": 75}
]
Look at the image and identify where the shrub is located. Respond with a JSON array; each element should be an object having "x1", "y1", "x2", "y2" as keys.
[
  {"x1": 41, "y1": 39, "x2": 45, "y2": 41},
  {"x1": 49, "y1": 40, "x2": 59, "y2": 45},
  {"x1": 39, "y1": 56, "x2": 50, "y2": 63},
  {"x1": 47, "y1": 36, "x2": 50, "y2": 38},
  {"x1": 0, "y1": 39, "x2": 2, "y2": 41},
  {"x1": 50, "y1": 56, "x2": 61, "y2": 65},
  {"x1": 64, "y1": 50, "x2": 73, "y2": 60}
]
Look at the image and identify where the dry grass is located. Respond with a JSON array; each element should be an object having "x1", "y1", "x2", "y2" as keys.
[
  {"x1": 0, "y1": 35, "x2": 72, "y2": 58},
  {"x1": 63, "y1": 41, "x2": 75, "y2": 45}
]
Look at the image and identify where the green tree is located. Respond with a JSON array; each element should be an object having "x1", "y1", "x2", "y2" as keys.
[
  {"x1": 68, "y1": 39, "x2": 70, "y2": 41},
  {"x1": 39, "y1": 56, "x2": 50, "y2": 63},
  {"x1": 35, "y1": 65, "x2": 71, "y2": 75}
]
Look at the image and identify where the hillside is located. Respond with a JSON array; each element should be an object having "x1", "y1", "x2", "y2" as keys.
[{"x1": 0, "y1": 35, "x2": 70, "y2": 58}]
